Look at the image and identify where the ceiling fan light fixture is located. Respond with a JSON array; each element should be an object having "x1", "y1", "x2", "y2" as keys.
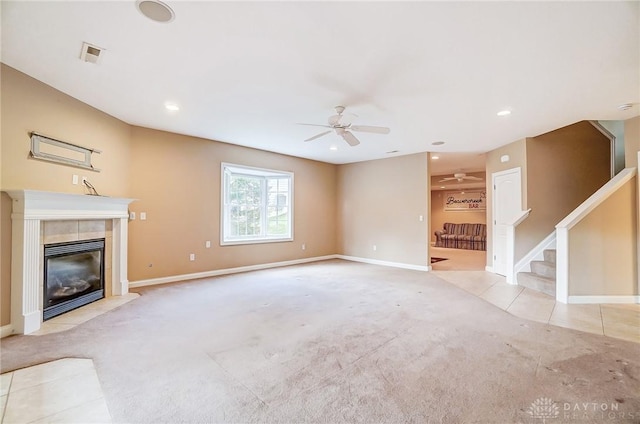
[{"x1": 329, "y1": 145, "x2": 338, "y2": 151}]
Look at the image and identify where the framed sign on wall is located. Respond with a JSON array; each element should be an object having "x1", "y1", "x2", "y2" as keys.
[{"x1": 444, "y1": 190, "x2": 486, "y2": 211}]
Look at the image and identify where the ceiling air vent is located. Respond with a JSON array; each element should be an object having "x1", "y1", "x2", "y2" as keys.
[{"x1": 80, "y1": 42, "x2": 104, "y2": 64}]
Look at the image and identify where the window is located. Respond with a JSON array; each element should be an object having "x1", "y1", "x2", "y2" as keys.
[{"x1": 221, "y1": 163, "x2": 293, "y2": 245}]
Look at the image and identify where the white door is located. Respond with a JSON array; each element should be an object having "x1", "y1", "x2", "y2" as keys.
[{"x1": 492, "y1": 168, "x2": 522, "y2": 276}]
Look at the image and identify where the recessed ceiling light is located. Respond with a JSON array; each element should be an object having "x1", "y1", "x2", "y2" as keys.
[
  {"x1": 164, "y1": 102, "x2": 180, "y2": 111},
  {"x1": 497, "y1": 110, "x2": 511, "y2": 116},
  {"x1": 432, "y1": 141, "x2": 445, "y2": 146},
  {"x1": 440, "y1": 186, "x2": 445, "y2": 189},
  {"x1": 329, "y1": 146, "x2": 338, "y2": 151},
  {"x1": 136, "y1": 0, "x2": 175, "y2": 23},
  {"x1": 431, "y1": 155, "x2": 439, "y2": 160}
]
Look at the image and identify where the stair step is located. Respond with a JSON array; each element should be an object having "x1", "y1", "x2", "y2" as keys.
[
  {"x1": 543, "y1": 249, "x2": 556, "y2": 264},
  {"x1": 530, "y1": 260, "x2": 556, "y2": 279},
  {"x1": 517, "y1": 272, "x2": 556, "y2": 297}
]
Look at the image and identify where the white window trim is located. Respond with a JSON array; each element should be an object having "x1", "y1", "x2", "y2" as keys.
[{"x1": 220, "y1": 162, "x2": 294, "y2": 246}]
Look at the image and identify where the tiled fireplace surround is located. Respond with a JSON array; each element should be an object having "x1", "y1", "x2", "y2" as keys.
[{"x1": 6, "y1": 190, "x2": 135, "y2": 335}]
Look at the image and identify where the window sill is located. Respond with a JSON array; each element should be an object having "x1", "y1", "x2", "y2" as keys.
[{"x1": 220, "y1": 237, "x2": 293, "y2": 246}]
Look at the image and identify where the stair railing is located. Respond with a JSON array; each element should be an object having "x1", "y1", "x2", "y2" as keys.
[{"x1": 555, "y1": 167, "x2": 637, "y2": 303}]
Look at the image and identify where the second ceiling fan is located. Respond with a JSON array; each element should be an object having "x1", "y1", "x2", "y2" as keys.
[
  {"x1": 299, "y1": 106, "x2": 390, "y2": 146},
  {"x1": 439, "y1": 173, "x2": 484, "y2": 183}
]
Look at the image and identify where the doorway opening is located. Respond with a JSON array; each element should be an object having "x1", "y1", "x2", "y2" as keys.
[{"x1": 429, "y1": 152, "x2": 487, "y2": 271}]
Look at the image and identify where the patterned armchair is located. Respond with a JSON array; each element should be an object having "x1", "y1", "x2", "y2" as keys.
[{"x1": 434, "y1": 223, "x2": 487, "y2": 251}]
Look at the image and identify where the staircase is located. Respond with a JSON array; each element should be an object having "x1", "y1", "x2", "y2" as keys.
[{"x1": 517, "y1": 249, "x2": 556, "y2": 297}]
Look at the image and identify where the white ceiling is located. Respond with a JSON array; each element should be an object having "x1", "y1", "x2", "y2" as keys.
[{"x1": 2, "y1": 1, "x2": 638, "y2": 167}]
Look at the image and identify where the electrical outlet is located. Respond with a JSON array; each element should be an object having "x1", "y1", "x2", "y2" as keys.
[
  {"x1": 302, "y1": 243, "x2": 306, "y2": 250},
  {"x1": 129, "y1": 212, "x2": 136, "y2": 220},
  {"x1": 373, "y1": 245, "x2": 377, "y2": 251},
  {"x1": 205, "y1": 241, "x2": 211, "y2": 248},
  {"x1": 72, "y1": 174, "x2": 79, "y2": 185},
  {"x1": 189, "y1": 253, "x2": 195, "y2": 261},
  {"x1": 140, "y1": 212, "x2": 147, "y2": 220}
]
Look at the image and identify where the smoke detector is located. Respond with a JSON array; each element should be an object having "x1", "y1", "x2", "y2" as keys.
[
  {"x1": 136, "y1": 0, "x2": 175, "y2": 23},
  {"x1": 618, "y1": 103, "x2": 634, "y2": 111},
  {"x1": 79, "y1": 42, "x2": 105, "y2": 64}
]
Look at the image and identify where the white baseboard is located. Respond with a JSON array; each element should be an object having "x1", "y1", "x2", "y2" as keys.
[
  {"x1": 336, "y1": 255, "x2": 429, "y2": 272},
  {"x1": 130, "y1": 255, "x2": 340, "y2": 288},
  {"x1": 1, "y1": 324, "x2": 14, "y2": 338},
  {"x1": 567, "y1": 295, "x2": 640, "y2": 304}
]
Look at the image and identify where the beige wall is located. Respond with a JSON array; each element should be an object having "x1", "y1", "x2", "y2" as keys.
[
  {"x1": 625, "y1": 116, "x2": 640, "y2": 168},
  {"x1": 1, "y1": 65, "x2": 133, "y2": 326},
  {"x1": 569, "y1": 177, "x2": 637, "y2": 296},
  {"x1": 485, "y1": 138, "x2": 528, "y2": 267},
  {"x1": 0, "y1": 65, "x2": 132, "y2": 195},
  {"x1": 0, "y1": 193, "x2": 11, "y2": 325},
  {"x1": 516, "y1": 121, "x2": 611, "y2": 261},
  {"x1": 337, "y1": 154, "x2": 428, "y2": 267},
  {"x1": 127, "y1": 127, "x2": 337, "y2": 281},
  {"x1": 430, "y1": 191, "x2": 486, "y2": 243},
  {"x1": 0, "y1": 64, "x2": 338, "y2": 325}
]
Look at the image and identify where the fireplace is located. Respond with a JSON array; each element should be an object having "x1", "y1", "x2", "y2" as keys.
[
  {"x1": 5, "y1": 189, "x2": 135, "y2": 335},
  {"x1": 43, "y1": 238, "x2": 105, "y2": 320}
]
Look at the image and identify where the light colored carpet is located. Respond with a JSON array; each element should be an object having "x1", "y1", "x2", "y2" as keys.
[{"x1": 1, "y1": 259, "x2": 639, "y2": 423}]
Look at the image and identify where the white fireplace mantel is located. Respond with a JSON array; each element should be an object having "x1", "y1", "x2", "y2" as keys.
[{"x1": 5, "y1": 190, "x2": 135, "y2": 335}]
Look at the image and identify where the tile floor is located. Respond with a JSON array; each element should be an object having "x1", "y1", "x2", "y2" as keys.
[
  {"x1": 1, "y1": 359, "x2": 111, "y2": 424},
  {"x1": 1, "y1": 294, "x2": 138, "y2": 423},
  {"x1": 431, "y1": 246, "x2": 640, "y2": 344},
  {"x1": 1, "y1": 257, "x2": 638, "y2": 423}
]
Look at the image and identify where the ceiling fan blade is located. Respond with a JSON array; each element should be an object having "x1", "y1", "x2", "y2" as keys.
[
  {"x1": 350, "y1": 125, "x2": 390, "y2": 134},
  {"x1": 464, "y1": 176, "x2": 484, "y2": 181},
  {"x1": 341, "y1": 131, "x2": 360, "y2": 146},
  {"x1": 297, "y1": 123, "x2": 332, "y2": 129},
  {"x1": 439, "y1": 177, "x2": 455, "y2": 182},
  {"x1": 304, "y1": 130, "x2": 332, "y2": 142}
]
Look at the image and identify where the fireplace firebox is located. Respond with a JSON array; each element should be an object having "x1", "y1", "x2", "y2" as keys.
[{"x1": 43, "y1": 238, "x2": 105, "y2": 320}]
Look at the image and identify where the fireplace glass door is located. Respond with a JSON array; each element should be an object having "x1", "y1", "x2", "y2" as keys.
[{"x1": 43, "y1": 239, "x2": 105, "y2": 320}]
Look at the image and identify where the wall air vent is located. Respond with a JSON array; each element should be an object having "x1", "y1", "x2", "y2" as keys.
[{"x1": 80, "y1": 42, "x2": 104, "y2": 64}]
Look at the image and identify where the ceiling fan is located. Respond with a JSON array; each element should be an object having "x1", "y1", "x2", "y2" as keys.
[
  {"x1": 439, "y1": 173, "x2": 484, "y2": 183},
  {"x1": 299, "y1": 106, "x2": 390, "y2": 146}
]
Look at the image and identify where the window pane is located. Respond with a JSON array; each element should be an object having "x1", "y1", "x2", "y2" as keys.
[
  {"x1": 223, "y1": 164, "x2": 292, "y2": 244},
  {"x1": 267, "y1": 206, "x2": 288, "y2": 236},
  {"x1": 228, "y1": 175, "x2": 262, "y2": 237}
]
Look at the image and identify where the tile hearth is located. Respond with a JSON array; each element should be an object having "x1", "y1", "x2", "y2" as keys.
[{"x1": 30, "y1": 293, "x2": 139, "y2": 336}]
